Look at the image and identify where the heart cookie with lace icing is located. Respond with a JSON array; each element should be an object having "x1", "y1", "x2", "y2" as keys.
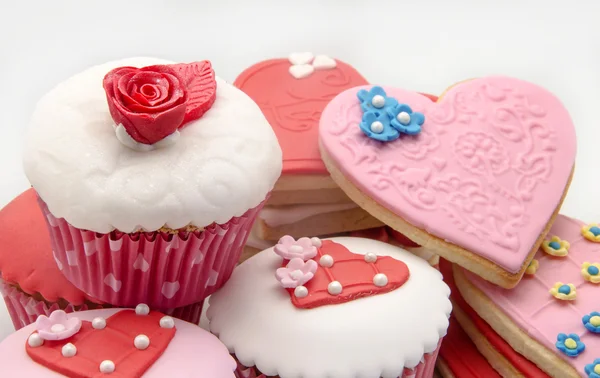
[{"x1": 318, "y1": 77, "x2": 576, "y2": 288}]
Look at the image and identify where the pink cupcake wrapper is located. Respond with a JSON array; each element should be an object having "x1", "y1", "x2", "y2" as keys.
[
  {"x1": 38, "y1": 197, "x2": 265, "y2": 309},
  {"x1": 233, "y1": 340, "x2": 442, "y2": 378},
  {"x1": 0, "y1": 279, "x2": 204, "y2": 330}
]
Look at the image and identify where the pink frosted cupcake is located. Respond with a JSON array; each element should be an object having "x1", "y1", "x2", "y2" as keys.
[
  {"x1": 208, "y1": 236, "x2": 451, "y2": 378},
  {"x1": 22, "y1": 57, "x2": 282, "y2": 309}
]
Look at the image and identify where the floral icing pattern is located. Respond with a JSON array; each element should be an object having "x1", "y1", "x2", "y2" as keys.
[
  {"x1": 35, "y1": 310, "x2": 82, "y2": 341},
  {"x1": 357, "y1": 86, "x2": 398, "y2": 113},
  {"x1": 542, "y1": 236, "x2": 570, "y2": 257},
  {"x1": 276, "y1": 258, "x2": 318, "y2": 288},
  {"x1": 582, "y1": 224, "x2": 600, "y2": 243},
  {"x1": 556, "y1": 333, "x2": 585, "y2": 357},
  {"x1": 549, "y1": 282, "x2": 576, "y2": 300},
  {"x1": 583, "y1": 312, "x2": 600, "y2": 333},
  {"x1": 274, "y1": 236, "x2": 318, "y2": 261},
  {"x1": 582, "y1": 263, "x2": 600, "y2": 283},
  {"x1": 586, "y1": 359, "x2": 600, "y2": 378}
]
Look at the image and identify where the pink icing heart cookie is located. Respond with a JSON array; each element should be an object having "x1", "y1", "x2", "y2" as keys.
[
  {"x1": 454, "y1": 215, "x2": 600, "y2": 378},
  {"x1": 319, "y1": 77, "x2": 576, "y2": 288}
]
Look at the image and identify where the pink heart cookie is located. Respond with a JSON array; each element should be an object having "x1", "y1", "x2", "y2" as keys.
[{"x1": 319, "y1": 77, "x2": 576, "y2": 288}]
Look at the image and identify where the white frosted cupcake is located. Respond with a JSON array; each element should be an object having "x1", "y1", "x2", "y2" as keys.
[
  {"x1": 208, "y1": 236, "x2": 451, "y2": 378},
  {"x1": 23, "y1": 57, "x2": 282, "y2": 309}
]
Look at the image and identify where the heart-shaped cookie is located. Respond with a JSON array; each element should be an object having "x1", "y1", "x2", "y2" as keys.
[
  {"x1": 454, "y1": 215, "x2": 600, "y2": 378},
  {"x1": 319, "y1": 77, "x2": 576, "y2": 288}
]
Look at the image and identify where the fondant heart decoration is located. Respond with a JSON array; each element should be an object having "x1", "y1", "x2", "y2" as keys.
[
  {"x1": 319, "y1": 77, "x2": 576, "y2": 283},
  {"x1": 26, "y1": 309, "x2": 176, "y2": 378},
  {"x1": 312, "y1": 55, "x2": 337, "y2": 70},
  {"x1": 288, "y1": 52, "x2": 314, "y2": 65},
  {"x1": 289, "y1": 64, "x2": 315, "y2": 79}
]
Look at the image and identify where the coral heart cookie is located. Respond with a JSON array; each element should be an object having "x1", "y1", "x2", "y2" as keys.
[
  {"x1": 319, "y1": 77, "x2": 576, "y2": 288},
  {"x1": 454, "y1": 215, "x2": 600, "y2": 377}
]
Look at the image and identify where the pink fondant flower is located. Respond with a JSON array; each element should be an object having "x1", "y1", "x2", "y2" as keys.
[
  {"x1": 274, "y1": 235, "x2": 319, "y2": 261},
  {"x1": 35, "y1": 310, "x2": 82, "y2": 341},
  {"x1": 276, "y1": 258, "x2": 318, "y2": 288}
]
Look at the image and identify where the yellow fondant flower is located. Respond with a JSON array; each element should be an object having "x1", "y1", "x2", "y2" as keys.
[
  {"x1": 541, "y1": 236, "x2": 570, "y2": 257},
  {"x1": 525, "y1": 259, "x2": 539, "y2": 275},
  {"x1": 581, "y1": 262, "x2": 600, "y2": 284},
  {"x1": 582, "y1": 223, "x2": 600, "y2": 242},
  {"x1": 550, "y1": 282, "x2": 577, "y2": 300}
]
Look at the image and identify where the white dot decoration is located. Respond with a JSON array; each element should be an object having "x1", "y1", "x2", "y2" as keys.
[
  {"x1": 92, "y1": 317, "x2": 106, "y2": 330},
  {"x1": 289, "y1": 245, "x2": 304, "y2": 255},
  {"x1": 294, "y1": 286, "x2": 308, "y2": 298},
  {"x1": 370, "y1": 121, "x2": 384, "y2": 134},
  {"x1": 99, "y1": 360, "x2": 115, "y2": 374},
  {"x1": 328, "y1": 281, "x2": 343, "y2": 295},
  {"x1": 364, "y1": 253, "x2": 377, "y2": 263},
  {"x1": 27, "y1": 333, "x2": 44, "y2": 348},
  {"x1": 159, "y1": 316, "x2": 175, "y2": 329},
  {"x1": 135, "y1": 303, "x2": 150, "y2": 316},
  {"x1": 371, "y1": 95, "x2": 385, "y2": 109},
  {"x1": 310, "y1": 237, "x2": 322, "y2": 247},
  {"x1": 62, "y1": 343, "x2": 77, "y2": 357},
  {"x1": 373, "y1": 273, "x2": 388, "y2": 287},
  {"x1": 396, "y1": 111, "x2": 411, "y2": 125},
  {"x1": 134, "y1": 334, "x2": 150, "y2": 350},
  {"x1": 51, "y1": 324, "x2": 66, "y2": 333},
  {"x1": 319, "y1": 254, "x2": 334, "y2": 268}
]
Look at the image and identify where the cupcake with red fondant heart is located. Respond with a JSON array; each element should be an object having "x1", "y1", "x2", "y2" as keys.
[
  {"x1": 0, "y1": 304, "x2": 236, "y2": 377},
  {"x1": 22, "y1": 57, "x2": 282, "y2": 310},
  {"x1": 208, "y1": 236, "x2": 451, "y2": 378}
]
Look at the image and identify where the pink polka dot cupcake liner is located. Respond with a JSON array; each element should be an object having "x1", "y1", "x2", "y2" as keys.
[
  {"x1": 38, "y1": 197, "x2": 265, "y2": 309},
  {"x1": 233, "y1": 342, "x2": 441, "y2": 378}
]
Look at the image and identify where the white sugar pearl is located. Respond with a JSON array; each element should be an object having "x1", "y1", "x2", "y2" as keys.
[
  {"x1": 364, "y1": 253, "x2": 377, "y2": 263},
  {"x1": 135, "y1": 304, "x2": 150, "y2": 316},
  {"x1": 289, "y1": 270, "x2": 304, "y2": 280},
  {"x1": 310, "y1": 237, "x2": 322, "y2": 247},
  {"x1": 159, "y1": 316, "x2": 175, "y2": 329},
  {"x1": 373, "y1": 273, "x2": 388, "y2": 287},
  {"x1": 289, "y1": 245, "x2": 304, "y2": 254},
  {"x1": 396, "y1": 111, "x2": 411, "y2": 125},
  {"x1": 28, "y1": 333, "x2": 44, "y2": 348},
  {"x1": 92, "y1": 317, "x2": 106, "y2": 330},
  {"x1": 370, "y1": 121, "x2": 384, "y2": 134},
  {"x1": 134, "y1": 334, "x2": 150, "y2": 350},
  {"x1": 327, "y1": 281, "x2": 343, "y2": 295},
  {"x1": 51, "y1": 324, "x2": 66, "y2": 333},
  {"x1": 294, "y1": 286, "x2": 308, "y2": 298},
  {"x1": 319, "y1": 255, "x2": 334, "y2": 268},
  {"x1": 371, "y1": 95, "x2": 385, "y2": 108},
  {"x1": 99, "y1": 360, "x2": 115, "y2": 374},
  {"x1": 62, "y1": 343, "x2": 77, "y2": 357}
]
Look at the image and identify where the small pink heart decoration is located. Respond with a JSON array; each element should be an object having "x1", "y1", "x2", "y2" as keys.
[{"x1": 319, "y1": 77, "x2": 576, "y2": 287}]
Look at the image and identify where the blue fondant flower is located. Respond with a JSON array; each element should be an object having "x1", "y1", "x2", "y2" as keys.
[
  {"x1": 586, "y1": 358, "x2": 600, "y2": 378},
  {"x1": 583, "y1": 312, "x2": 600, "y2": 333},
  {"x1": 357, "y1": 86, "x2": 398, "y2": 113},
  {"x1": 359, "y1": 111, "x2": 399, "y2": 142},
  {"x1": 556, "y1": 333, "x2": 585, "y2": 357},
  {"x1": 387, "y1": 103, "x2": 425, "y2": 135}
]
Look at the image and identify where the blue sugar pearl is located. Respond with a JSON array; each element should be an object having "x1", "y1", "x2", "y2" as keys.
[
  {"x1": 590, "y1": 226, "x2": 600, "y2": 236},
  {"x1": 549, "y1": 241, "x2": 561, "y2": 250},
  {"x1": 558, "y1": 285, "x2": 571, "y2": 295},
  {"x1": 588, "y1": 266, "x2": 600, "y2": 276}
]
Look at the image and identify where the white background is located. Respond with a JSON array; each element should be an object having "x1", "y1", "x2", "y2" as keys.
[{"x1": 0, "y1": 0, "x2": 599, "y2": 341}]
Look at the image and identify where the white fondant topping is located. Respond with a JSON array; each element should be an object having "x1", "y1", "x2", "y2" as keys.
[
  {"x1": 370, "y1": 121, "x2": 384, "y2": 134},
  {"x1": 114, "y1": 124, "x2": 180, "y2": 152},
  {"x1": 92, "y1": 317, "x2": 106, "y2": 329},
  {"x1": 294, "y1": 286, "x2": 308, "y2": 298},
  {"x1": 288, "y1": 52, "x2": 314, "y2": 66},
  {"x1": 289, "y1": 64, "x2": 315, "y2": 79},
  {"x1": 207, "y1": 237, "x2": 452, "y2": 378},
  {"x1": 310, "y1": 237, "x2": 322, "y2": 247},
  {"x1": 99, "y1": 360, "x2": 115, "y2": 374},
  {"x1": 396, "y1": 112, "x2": 411, "y2": 125},
  {"x1": 24, "y1": 57, "x2": 282, "y2": 233},
  {"x1": 50, "y1": 324, "x2": 66, "y2": 333},
  {"x1": 27, "y1": 333, "x2": 43, "y2": 348},
  {"x1": 160, "y1": 316, "x2": 175, "y2": 329},
  {"x1": 135, "y1": 304, "x2": 150, "y2": 316},
  {"x1": 259, "y1": 203, "x2": 358, "y2": 227},
  {"x1": 373, "y1": 273, "x2": 388, "y2": 287},
  {"x1": 312, "y1": 55, "x2": 337, "y2": 70},
  {"x1": 134, "y1": 334, "x2": 150, "y2": 350},
  {"x1": 319, "y1": 254, "x2": 334, "y2": 268},
  {"x1": 364, "y1": 252, "x2": 377, "y2": 263},
  {"x1": 62, "y1": 343, "x2": 77, "y2": 357},
  {"x1": 327, "y1": 281, "x2": 343, "y2": 295},
  {"x1": 371, "y1": 95, "x2": 386, "y2": 109}
]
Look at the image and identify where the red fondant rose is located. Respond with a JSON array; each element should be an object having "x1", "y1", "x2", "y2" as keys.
[{"x1": 103, "y1": 61, "x2": 217, "y2": 145}]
